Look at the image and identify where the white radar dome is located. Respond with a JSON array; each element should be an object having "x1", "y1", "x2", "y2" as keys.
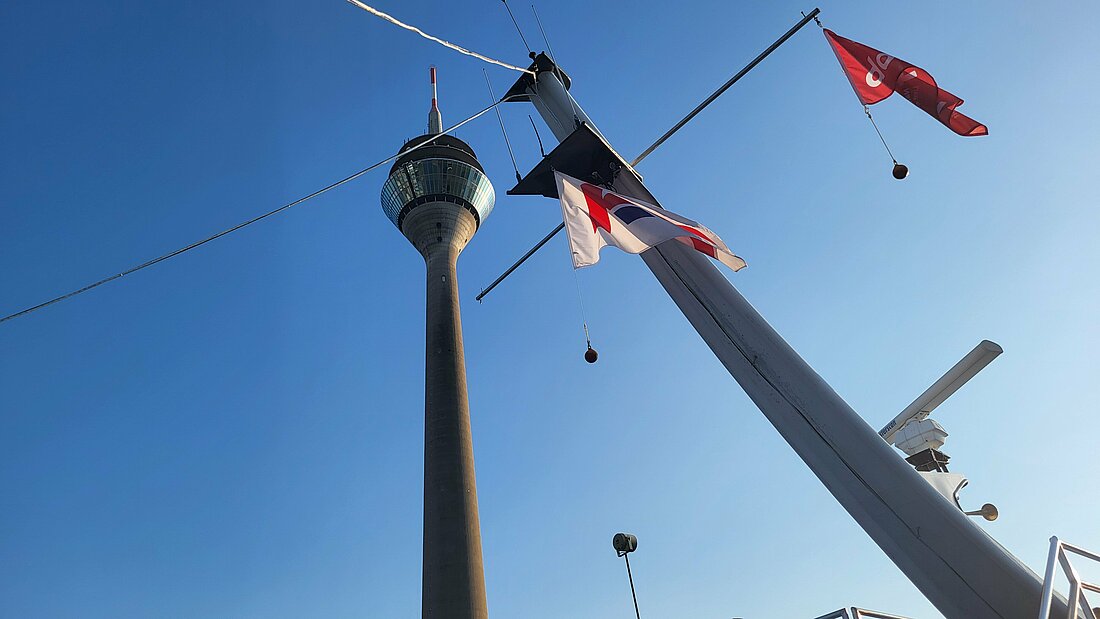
[{"x1": 894, "y1": 418, "x2": 948, "y2": 456}]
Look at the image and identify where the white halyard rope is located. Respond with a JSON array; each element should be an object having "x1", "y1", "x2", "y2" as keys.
[{"x1": 345, "y1": 1, "x2": 536, "y2": 76}]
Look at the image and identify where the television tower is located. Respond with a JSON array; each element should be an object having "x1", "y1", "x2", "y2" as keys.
[{"x1": 379, "y1": 67, "x2": 495, "y2": 619}]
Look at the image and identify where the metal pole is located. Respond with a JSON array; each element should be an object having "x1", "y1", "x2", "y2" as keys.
[
  {"x1": 1038, "y1": 536, "x2": 1061, "y2": 619},
  {"x1": 630, "y1": 7, "x2": 819, "y2": 167},
  {"x1": 623, "y1": 554, "x2": 642, "y2": 619},
  {"x1": 475, "y1": 222, "x2": 564, "y2": 302}
]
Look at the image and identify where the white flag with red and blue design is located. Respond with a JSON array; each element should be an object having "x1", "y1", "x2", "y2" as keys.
[{"x1": 554, "y1": 171, "x2": 746, "y2": 272}]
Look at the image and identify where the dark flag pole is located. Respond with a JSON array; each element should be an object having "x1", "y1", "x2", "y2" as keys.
[{"x1": 630, "y1": 7, "x2": 820, "y2": 167}]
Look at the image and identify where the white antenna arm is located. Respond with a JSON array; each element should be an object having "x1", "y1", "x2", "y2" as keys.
[{"x1": 879, "y1": 340, "x2": 1003, "y2": 444}]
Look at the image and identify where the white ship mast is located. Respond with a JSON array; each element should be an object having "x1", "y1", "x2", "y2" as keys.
[{"x1": 503, "y1": 51, "x2": 1055, "y2": 619}]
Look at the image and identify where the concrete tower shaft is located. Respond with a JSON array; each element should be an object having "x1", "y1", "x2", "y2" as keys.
[{"x1": 404, "y1": 200, "x2": 485, "y2": 619}]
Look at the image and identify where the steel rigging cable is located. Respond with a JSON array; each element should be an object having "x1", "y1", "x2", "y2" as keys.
[{"x1": 0, "y1": 97, "x2": 521, "y2": 325}]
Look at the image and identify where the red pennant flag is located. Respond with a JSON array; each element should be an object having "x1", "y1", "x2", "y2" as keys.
[{"x1": 824, "y1": 29, "x2": 987, "y2": 137}]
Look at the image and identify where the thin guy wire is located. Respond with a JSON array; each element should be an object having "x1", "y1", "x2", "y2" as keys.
[
  {"x1": 531, "y1": 5, "x2": 581, "y2": 128},
  {"x1": 817, "y1": 12, "x2": 899, "y2": 165},
  {"x1": 571, "y1": 267, "x2": 591, "y2": 347},
  {"x1": 483, "y1": 69, "x2": 521, "y2": 182},
  {"x1": 501, "y1": 0, "x2": 532, "y2": 54},
  {"x1": 528, "y1": 115, "x2": 545, "y2": 156},
  {"x1": 345, "y1": 0, "x2": 534, "y2": 75},
  {"x1": 1, "y1": 97, "x2": 519, "y2": 325},
  {"x1": 864, "y1": 105, "x2": 898, "y2": 163},
  {"x1": 529, "y1": 77, "x2": 568, "y2": 138},
  {"x1": 561, "y1": 179, "x2": 594, "y2": 347},
  {"x1": 531, "y1": 5, "x2": 558, "y2": 62}
]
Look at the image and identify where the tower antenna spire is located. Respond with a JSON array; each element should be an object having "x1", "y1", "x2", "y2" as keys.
[{"x1": 428, "y1": 66, "x2": 443, "y2": 135}]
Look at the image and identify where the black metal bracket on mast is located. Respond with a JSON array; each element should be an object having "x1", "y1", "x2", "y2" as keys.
[
  {"x1": 508, "y1": 123, "x2": 630, "y2": 199},
  {"x1": 476, "y1": 123, "x2": 626, "y2": 302},
  {"x1": 501, "y1": 52, "x2": 571, "y2": 102}
]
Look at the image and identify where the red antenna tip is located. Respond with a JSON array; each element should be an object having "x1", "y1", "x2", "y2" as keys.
[
  {"x1": 429, "y1": 66, "x2": 439, "y2": 110},
  {"x1": 427, "y1": 66, "x2": 442, "y2": 133}
]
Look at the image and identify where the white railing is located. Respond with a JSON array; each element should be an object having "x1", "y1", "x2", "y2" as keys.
[
  {"x1": 812, "y1": 608, "x2": 912, "y2": 619},
  {"x1": 1038, "y1": 536, "x2": 1100, "y2": 619}
]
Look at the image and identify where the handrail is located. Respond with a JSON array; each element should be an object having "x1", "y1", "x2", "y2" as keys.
[
  {"x1": 813, "y1": 608, "x2": 912, "y2": 619},
  {"x1": 852, "y1": 609, "x2": 913, "y2": 619},
  {"x1": 1037, "y1": 536, "x2": 1100, "y2": 619}
]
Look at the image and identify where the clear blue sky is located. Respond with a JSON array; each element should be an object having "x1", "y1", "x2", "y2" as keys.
[{"x1": 2, "y1": 1, "x2": 1097, "y2": 617}]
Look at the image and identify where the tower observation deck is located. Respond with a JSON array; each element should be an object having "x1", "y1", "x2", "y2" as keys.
[{"x1": 379, "y1": 68, "x2": 494, "y2": 619}]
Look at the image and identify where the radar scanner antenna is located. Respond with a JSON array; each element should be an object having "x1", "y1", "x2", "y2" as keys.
[
  {"x1": 879, "y1": 339, "x2": 1003, "y2": 446},
  {"x1": 428, "y1": 66, "x2": 443, "y2": 135},
  {"x1": 881, "y1": 340, "x2": 1004, "y2": 518}
]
